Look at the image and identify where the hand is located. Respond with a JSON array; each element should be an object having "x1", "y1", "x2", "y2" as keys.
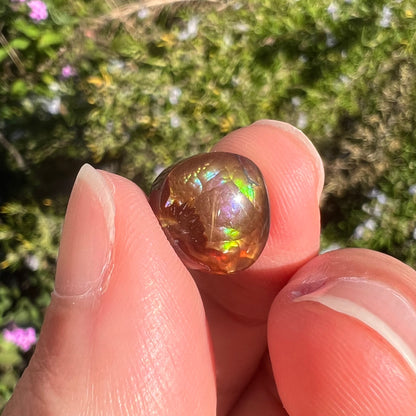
[{"x1": 3, "y1": 120, "x2": 416, "y2": 415}]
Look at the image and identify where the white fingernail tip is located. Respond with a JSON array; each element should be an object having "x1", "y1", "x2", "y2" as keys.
[{"x1": 294, "y1": 278, "x2": 416, "y2": 375}]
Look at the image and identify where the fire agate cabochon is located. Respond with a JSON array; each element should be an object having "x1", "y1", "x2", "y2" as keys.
[{"x1": 149, "y1": 152, "x2": 270, "y2": 274}]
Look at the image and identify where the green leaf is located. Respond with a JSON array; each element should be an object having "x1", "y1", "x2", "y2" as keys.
[
  {"x1": 111, "y1": 32, "x2": 140, "y2": 58},
  {"x1": 10, "y1": 79, "x2": 28, "y2": 96},
  {"x1": 41, "y1": 73, "x2": 55, "y2": 85},
  {"x1": 14, "y1": 18, "x2": 41, "y2": 40},
  {"x1": 0, "y1": 347, "x2": 21, "y2": 367},
  {"x1": 9, "y1": 38, "x2": 31, "y2": 51},
  {"x1": 38, "y1": 31, "x2": 63, "y2": 49},
  {"x1": 0, "y1": 49, "x2": 8, "y2": 64}
]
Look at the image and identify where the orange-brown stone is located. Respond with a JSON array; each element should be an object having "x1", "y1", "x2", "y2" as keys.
[{"x1": 149, "y1": 152, "x2": 270, "y2": 274}]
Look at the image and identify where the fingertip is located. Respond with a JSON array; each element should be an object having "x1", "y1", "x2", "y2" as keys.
[
  {"x1": 251, "y1": 119, "x2": 324, "y2": 199},
  {"x1": 268, "y1": 248, "x2": 416, "y2": 415},
  {"x1": 214, "y1": 119, "x2": 324, "y2": 203}
]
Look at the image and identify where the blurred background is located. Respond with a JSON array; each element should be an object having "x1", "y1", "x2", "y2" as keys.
[{"x1": 1, "y1": 0, "x2": 416, "y2": 406}]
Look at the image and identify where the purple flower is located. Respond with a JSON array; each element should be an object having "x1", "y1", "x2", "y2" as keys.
[
  {"x1": 27, "y1": 0, "x2": 48, "y2": 21},
  {"x1": 11, "y1": 0, "x2": 26, "y2": 3},
  {"x1": 3, "y1": 326, "x2": 37, "y2": 352},
  {"x1": 61, "y1": 65, "x2": 76, "y2": 78}
]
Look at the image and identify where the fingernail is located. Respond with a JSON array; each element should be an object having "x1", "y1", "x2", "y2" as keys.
[
  {"x1": 252, "y1": 119, "x2": 324, "y2": 199},
  {"x1": 55, "y1": 164, "x2": 115, "y2": 296},
  {"x1": 294, "y1": 278, "x2": 416, "y2": 374}
]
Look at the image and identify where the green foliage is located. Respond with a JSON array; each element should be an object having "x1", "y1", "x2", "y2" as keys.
[
  {"x1": 0, "y1": 339, "x2": 22, "y2": 406},
  {"x1": 1, "y1": 0, "x2": 416, "y2": 405}
]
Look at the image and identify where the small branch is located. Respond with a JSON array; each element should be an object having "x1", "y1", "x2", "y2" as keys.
[
  {"x1": 104, "y1": 0, "x2": 141, "y2": 39},
  {"x1": 0, "y1": 132, "x2": 27, "y2": 171},
  {"x1": 0, "y1": 30, "x2": 25, "y2": 75},
  {"x1": 92, "y1": 0, "x2": 221, "y2": 24}
]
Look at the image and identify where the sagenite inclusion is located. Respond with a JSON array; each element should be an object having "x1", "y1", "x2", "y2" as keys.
[{"x1": 149, "y1": 152, "x2": 270, "y2": 274}]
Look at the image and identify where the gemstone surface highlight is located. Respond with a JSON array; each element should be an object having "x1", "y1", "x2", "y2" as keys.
[{"x1": 149, "y1": 152, "x2": 270, "y2": 274}]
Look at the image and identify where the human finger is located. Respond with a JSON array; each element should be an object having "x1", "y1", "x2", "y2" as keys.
[
  {"x1": 193, "y1": 120, "x2": 324, "y2": 414},
  {"x1": 228, "y1": 353, "x2": 289, "y2": 416},
  {"x1": 4, "y1": 165, "x2": 216, "y2": 415},
  {"x1": 268, "y1": 248, "x2": 416, "y2": 415}
]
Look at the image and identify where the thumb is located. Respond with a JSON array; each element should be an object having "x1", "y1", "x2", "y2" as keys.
[
  {"x1": 268, "y1": 248, "x2": 416, "y2": 416},
  {"x1": 4, "y1": 164, "x2": 216, "y2": 415}
]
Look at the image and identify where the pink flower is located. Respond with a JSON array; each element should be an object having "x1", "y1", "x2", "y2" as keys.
[
  {"x1": 61, "y1": 65, "x2": 76, "y2": 78},
  {"x1": 27, "y1": 0, "x2": 48, "y2": 21},
  {"x1": 3, "y1": 326, "x2": 37, "y2": 352}
]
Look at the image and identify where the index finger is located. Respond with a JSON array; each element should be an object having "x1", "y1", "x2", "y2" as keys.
[{"x1": 193, "y1": 120, "x2": 324, "y2": 414}]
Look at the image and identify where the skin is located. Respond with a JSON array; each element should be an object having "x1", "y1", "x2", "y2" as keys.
[{"x1": 3, "y1": 120, "x2": 416, "y2": 415}]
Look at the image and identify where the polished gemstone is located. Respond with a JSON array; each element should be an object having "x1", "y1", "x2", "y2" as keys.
[{"x1": 149, "y1": 152, "x2": 270, "y2": 274}]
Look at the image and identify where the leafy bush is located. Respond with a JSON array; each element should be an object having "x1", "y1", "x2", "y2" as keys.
[{"x1": 1, "y1": 0, "x2": 416, "y2": 406}]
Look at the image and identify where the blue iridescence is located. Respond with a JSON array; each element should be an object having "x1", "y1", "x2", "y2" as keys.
[{"x1": 204, "y1": 169, "x2": 219, "y2": 182}]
